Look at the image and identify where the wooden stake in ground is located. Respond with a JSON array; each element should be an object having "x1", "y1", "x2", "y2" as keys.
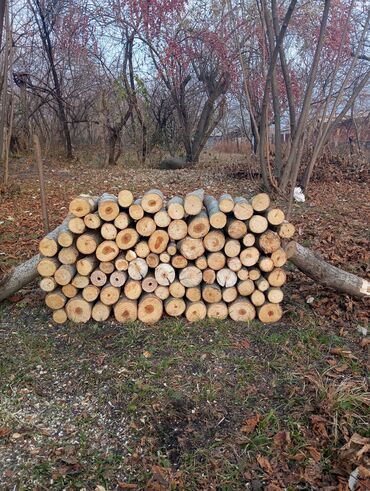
[{"x1": 33, "y1": 134, "x2": 49, "y2": 233}]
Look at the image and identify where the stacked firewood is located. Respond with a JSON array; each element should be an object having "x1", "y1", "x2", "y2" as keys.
[{"x1": 37, "y1": 189, "x2": 295, "y2": 324}]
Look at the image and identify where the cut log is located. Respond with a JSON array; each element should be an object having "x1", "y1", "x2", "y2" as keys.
[
  {"x1": 237, "y1": 268, "x2": 249, "y2": 280},
  {"x1": 167, "y1": 196, "x2": 185, "y2": 220},
  {"x1": 271, "y1": 248, "x2": 287, "y2": 268},
  {"x1": 71, "y1": 274, "x2": 89, "y2": 289},
  {"x1": 243, "y1": 233, "x2": 256, "y2": 247},
  {"x1": 167, "y1": 242, "x2": 177, "y2": 256},
  {"x1": 249, "y1": 268, "x2": 261, "y2": 281},
  {"x1": 38, "y1": 257, "x2": 60, "y2": 277},
  {"x1": 222, "y1": 286, "x2": 238, "y2": 303},
  {"x1": 178, "y1": 237, "x2": 205, "y2": 260},
  {"x1": 266, "y1": 207, "x2": 285, "y2": 226},
  {"x1": 118, "y1": 189, "x2": 134, "y2": 208},
  {"x1": 159, "y1": 252, "x2": 171, "y2": 263},
  {"x1": 116, "y1": 228, "x2": 139, "y2": 250},
  {"x1": 129, "y1": 199, "x2": 144, "y2": 220},
  {"x1": 217, "y1": 268, "x2": 237, "y2": 287},
  {"x1": 185, "y1": 301, "x2": 207, "y2": 322},
  {"x1": 237, "y1": 279, "x2": 255, "y2": 296},
  {"x1": 267, "y1": 268, "x2": 287, "y2": 287},
  {"x1": 286, "y1": 241, "x2": 370, "y2": 298},
  {"x1": 218, "y1": 193, "x2": 234, "y2": 213},
  {"x1": 224, "y1": 239, "x2": 241, "y2": 258},
  {"x1": 248, "y1": 215, "x2": 268, "y2": 234},
  {"x1": 76, "y1": 232, "x2": 101, "y2": 255},
  {"x1": 194, "y1": 255, "x2": 207, "y2": 270},
  {"x1": 45, "y1": 289, "x2": 67, "y2": 310},
  {"x1": 169, "y1": 281, "x2": 186, "y2": 298},
  {"x1": 101, "y1": 223, "x2": 118, "y2": 240},
  {"x1": 251, "y1": 290, "x2": 265, "y2": 307},
  {"x1": 256, "y1": 278, "x2": 269, "y2": 292},
  {"x1": 142, "y1": 275, "x2": 158, "y2": 293},
  {"x1": 188, "y1": 211, "x2": 210, "y2": 239},
  {"x1": 258, "y1": 303, "x2": 282, "y2": 323},
  {"x1": 148, "y1": 230, "x2": 169, "y2": 254},
  {"x1": 110, "y1": 270, "x2": 127, "y2": 287},
  {"x1": 96, "y1": 240, "x2": 119, "y2": 262},
  {"x1": 229, "y1": 298, "x2": 256, "y2": 321},
  {"x1": 84, "y1": 213, "x2": 101, "y2": 230},
  {"x1": 240, "y1": 247, "x2": 260, "y2": 267},
  {"x1": 278, "y1": 221, "x2": 295, "y2": 239},
  {"x1": 124, "y1": 279, "x2": 142, "y2": 300},
  {"x1": 168, "y1": 219, "x2": 188, "y2": 241},
  {"x1": 146, "y1": 253, "x2": 160, "y2": 269},
  {"x1": 82, "y1": 284, "x2": 100, "y2": 302},
  {"x1": 92, "y1": 302, "x2": 111, "y2": 322},
  {"x1": 207, "y1": 302, "x2": 228, "y2": 320},
  {"x1": 52, "y1": 309, "x2": 67, "y2": 324},
  {"x1": 259, "y1": 231, "x2": 281, "y2": 254},
  {"x1": 114, "y1": 297, "x2": 138, "y2": 322},
  {"x1": 54, "y1": 264, "x2": 76, "y2": 286},
  {"x1": 204, "y1": 195, "x2": 227, "y2": 229},
  {"x1": 125, "y1": 250, "x2": 137, "y2": 261},
  {"x1": 203, "y1": 268, "x2": 216, "y2": 285},
  {"x1": 227, "y1": 257, "x2": 242, "y2": 272},
  {"x1": 155, "y1": 263, "x2": 175, "y2": 286},
  {"x1": 154, "y1": 209, "x2": 171, "y2": 228},
  {"x1": 135, "y1": 241, "x2": 150, "y2": 258},
  {"x1": 165, "y1": 297, "x2": 186, "y2": 317},
  {"x1": 184, "y1": 189, "x2": 204, "y2": 215},
  {"x1": 171, "y1": 254, "x2": 188, "y2": 269},
  {"x1": 251, "y1": 193, "x2": 270, "y2": 212},
  {"x1": 115, "y1": 254, "x2": 129, "y2": 271},
  {"x1": 76, "y1": 256, "x2": 98, "y2": 276},
  {"x1": 40, "y1": 277, "x2": 57, "y2": 292},
  {"x1": 90, "y1": 269, "x2": 107, "y2": 287},
  {"x1": 128, "y1": 258, "x2": 148, "y2": 280},
  {"x1": 69, "y1": 195, "x2": 98, "y2": 217},
  {"x1": 114, "y1": 212, "x2": 130, "y2": 230},
  {"x1": 207, "y1": 252, "x2": 226, "y2": 271},
  {"x1": 68, "y1": 217, "x2": 86, "y2": 234},
  {"x1": 141, "y1": 189, "x2": 164, "y2": 214},
  {"x1": 138, "y1": 294, "x2": 163, "y2": 323},
  {"x1": 39, "y1": 236, "x2": 59, "y2": 257},
  {"x1": 98, "y1": 193, "x2": 120, "y2": 221},
  {"x1": 66, "y1": 295, "x2": 92, "y2": 322},
  {"x1": 259, "y1": 256, "x2": 274, "y2": 273},
  {"x1": 233, "y1": 196, "x2": 253, "y2": 220},
  {"x1": 99, "y1": 261, "x2": 115, "y2": 274},
  {"x1": 202, "y1": 283, "x2": 222, "y2": 303},
  {"x1": 267, "y1": 288, "x2": 284, "y2": 304},
  {"x1": 62, "y1": 284, "x2": 78, "y2": 298},
  {"x1": 203, "y1": 230, "x2": 225, "y2": 252},
  {"x1": 154, "y1": 285, "x2": 170, "y2": 300},
  {"x1": 179, "y1": 266, "x2": 202, "y2": 287},
  {"x1": 57, "y1": 230, "x2": 74, "y2": 248},
  {"x1": 186, "y1": 286, "x2": 201, "y2": 302},
  {"x1": 227, "y1": 219, "x2": 247, "y2": 239},
  {"x1": 136, "y1": 216, "x2": 156, "y2": 237},
  {"x1": 100, "y1": 285, "x2": 120, "y2": 305},
  {"x1": 58, "y1": 246, "x2": 79, "y2": 265}
]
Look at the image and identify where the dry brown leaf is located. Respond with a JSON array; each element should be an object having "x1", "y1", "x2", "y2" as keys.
[
  {"x1": 256, "y1": 454, "x2": 273, "y2": 475},
  {"x1": 240, "y1": 413, "x2": 260, "y2": 435},
  {"x1": 118, "y1": 483, "x2": 138, "y2": 489},
  {"x1": 273, "y1": 431, "x2": 291, "y2": 447},
  {"x1": 307, "y1": 446, "x2": 321, "y2": 462},
  {"x1": 0, "y1": 427, "x2": 11, "y2": 438},
  {"x1": 329, "y1": 347, "x2": 358, "y2": 360},
  {"x1": 360, "y1": 338, "x2": 370, "y2": 348}
]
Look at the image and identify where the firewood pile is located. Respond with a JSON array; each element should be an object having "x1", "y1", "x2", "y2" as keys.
[{"x1": 37, "y1": 189, "x2": 295, "y2": 324}]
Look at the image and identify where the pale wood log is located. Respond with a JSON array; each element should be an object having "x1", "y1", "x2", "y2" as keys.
[
  {"x1": 178, "y1": 237, "x2": 205, "y2": 260},
  {"x1": 267, "y1": 268, "x2": 287, "y2": 287},
  {"x1": 233, "y1": 196, "x2": 253, "y2": 220},
  {"x1": 129, "y1": 199, "x2": 144, "y2": 220},
  {"x1": 248, "y1": 215, "x2": 268, "y2": 234},
  {"x1": 286, "y1": 241, "x2": 370, "y2": 298},
  {"x1": 169, "y1": 281, "x2": 186, "y2": 298},
  {"x1": 224, "y1": 239, "x2": 241, "y2": 258},
  {"x1": 251, "y1": 290, "x2": 265, "y2": 307},
  {"x1": 90, "y1": 269, "x2": 107, "y2": 287},
  {"x1": 227, "y1": 257, "x2": 242, "y2": 272},
  {"x1": 58, "y1": 246, "x2": 79, "y2": 265},
  {"x1": 68, "y1": 217, "x2": 86, "y2": 234},
  {"x1": 242, "y1": 233, "x2": 256, "y2": 247},
  {"x1": 84, "y1": 213, "x2": 101, "y2": 230},
  {"x1": 179, "y1": 266, "x2": 202, "y2": 287},
  {"x1": 76, "y1": 232, "x2": 101, "y2": 255},
  {"x1": 203, "y1": 230, "x2": 225, "y2": 252},
  {"x1": 138, "y1": 294, "x2": 163, "y2": 323},
  {"x1": 278, "y1": 221, "x2": 295, "y2": 239},
  {"x1": 118, "y1": 189, "x2": 134, "y2": 208},
  {"x1": 229, "y1": 298, "x2": 256, "y2": 321},
  {"x1": 45, "y1": 289, "x2": 67, "y2": 310},
  {"x1": 135, "y1": 241, "x2": 150, "y2": 258},
  {"x1": 114, "y1": 297, "x2": 138, "y2": 322},
  {"x1": 52, "y1": 309, "x2": 67, "y2": 324},
  {"x1": 184, "y1": 189, "x2": 204, "y2": 215},
  {"x1": 271, "y1": 248, "x2": 287, "y2": 268},
  {"x1": 159, "y1": 252, "x2": 171, "y2": 263},
  {"x1": 165, "y1": 297, "x2": 186, "y2": 317},
  {"x1": 125, "y1": 250, "x2": 137, "y2": 261},
  {"x1": 266, "y1": 207, "x2": 285, "y2": 226},
  {"x1": 267, "y1": 288, "x2": 284, "y2": 304},
  {"x1": 98, "y1": 193, "x2": 120, "y2": 221},
  {"x1": 185, "y1": 301, "x2": 207, "y2": 322},
  {"x1": 110, "y1": 270, "x2": 127, "y2": 287},
  {"x1": 99, "y1": 261, "x2": 115, "y2": 274},
  {"x1": 114, "y1": 212, "x2": 130, "y2": 230},
  {"x1": 148, "y1": 230, "x2": 169, "y2": 254},
  {"x1": 187, "y1": 211, "x2": 210, "y2": 239},
  {"x1": 96, "y1": 240, "x2": 119, "y2": 262},
  {"x1": 69, "y1": 195, "x2": 99, "y2": 217},
  {"x1": 259, "y1": 256, "x2": 274, "y2": 273},
  {"x1": 237, "y1": 279, "x2": 255, "y2": 296},
  {"x1": 100, "y1": 284, "x2": 120, "y2": 305},
  {"x1": 57, "y1": 230, "x2": 74, "y2": 248},
  {"x1": 168, "y1": 219, "x2": 188, "y2": 241},
  {"x1": 71, "y1": 274, "x2": 89, "y2": 289},
  {"x1": 171, "y1": 254, "x2": 188, "y2": 269},
  {"x1": 167, "y1": 242, "x2": 177, "y2": 256},
  {"x1": 207, "y1": 302, "x2": 228, "y2": 320},
  {"x1": 204, "y1": 195, "x2": 227, "y2": 229},
  {"x1": 249, "y1": 268, "x2": 261, "y2": 281},
  {"x1": 154, "y1": 209, "x2": 171, "y2": 228},
  {"x1": 115, "y1": 254, "x2": 129, "y2": 271},
  {"x1": 202, "y1": 283, "x2": 222, "y2": 303},
  {"x1": 256, "y1": 277, "x2": 269, "y2": 292},
  {"x1": 194, "y1": 255, "x2": 207, "y2": 270},
  {"x1": 155, "y1": 263, "x2": 175, "y2": 286},
  {"x1": 146, "y1": 253, "x2": 160, "y2": 269},
  {"x1": 258, "y1": 303, "x2": 282, "y2": 323},
  {"x1": 62, "y1": 284, "x2": 78, "y2": 298},
  {"x1": 203, "y1": 268, "x2": 216, "y2": 285},
  {"x1": 218, "y1": 193, "x2": 234, "y2": 213},
  {"x1": 142, "y1": 275, "x2": 158, "y2": 293},
  {"x1": 154, "y1": 285, "x2": 170, "y2": 300},
  {"x1": 82, "y1": 284, "x2": 100, "y2": 302},
  {"x1": 259, "y1": 231, "x2": 281, "y2": 254},
  {"x1": 136, "y1": 216, "x2": 156, "y2": 237},
  {"x1": 217, "y1": 268, "x2": 237, "y2": 287},
  {"x1": 66, "y1": 295, "x2": 92, "y2": 323},
  {"x1": 40, "y1": 277, "x2": 57, "y2": 292},
  {"x1": 167, "y1": 196, "x2": 185, "y2": 219},
  {"x1": 77, "y1": 256, "x2": 98, "y2": 276},
  {"x1": 186, "y1": 286, "x2": 201, "y2": 302},
  {"x1": 124, "y1": 279, "x2": 142, "y2": 300},
  {"x1": 39, "y1": 236, "x2": 59, "y2": 257},
  {"x1": 222, "y1": 286, "x2": 238, "y2": 303},
  {"x1": 251, "y1": 193, "x2": 270, "y2": 212},
  {"x1": 38, "y1": 257, "x2": 59, "y2": 277},
  {"x1": 116, "y1": 228, "x2": 139, "y2": 250},
  {"x1": 101, "y1": 223, "x2": 118, "y2": 240},
  {"x1": 227, "y1": 219, "x2": 247, "y2": 239},
  {"x1": 237, "y1": 268, "x2": 249, "y2": 280},
  {"x1": 128, "y1": 258, "x2": 148, "y2": 280},
  {"x1": 207, "y1": 252, "x2": 226, "y2": 271},
  {"x1": 55, "y1": 264, "x2": 76, "y2": 286},
  {"x1": 240, "y1": 247, "x2": 260, "y2": 267},
  {"x1": 141, "y1": 189, "x2": 164, "y2": 214},
  {"x1": 92, "y1": 302, "x2": 111, "y2": 322}
]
